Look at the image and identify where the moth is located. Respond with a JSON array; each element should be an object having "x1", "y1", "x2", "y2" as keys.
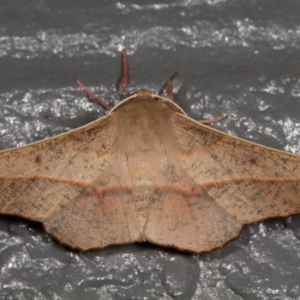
[{"x1": 0, "y1": 50, "x2": 299, "y2": 253}]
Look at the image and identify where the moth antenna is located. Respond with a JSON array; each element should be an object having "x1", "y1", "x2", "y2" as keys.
[
  {"x1": 166, "y1": 72, "x2": 178, "y2": 102},
  {"x1": 198, "y1": 115, "x2": 228, "y2": 124},
  {"x1": 158, "y1": 72, "x2": 178, "y2": 102},
  {"x1": 120, "y1": 49, "x2": 131, "y2": 96},
  {"x1": 75, "y1": 78, "x2": 112, "y2": 110}
]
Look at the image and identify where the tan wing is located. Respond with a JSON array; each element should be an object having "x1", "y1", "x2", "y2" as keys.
[
  {"x1": 173, "y1": 113, "x2": 300, "y2": 224},
  {"x1": 144, "y1": 112, "x2": 300, "y2": 253},
  {"x1": 0, "y1": 116, "x2": 112, "y2": 221},
  {"x1": 0, "y1": 114, "x2": 142, "y2": 250},
  {"x1": 144, "y1": 157, "x2": 242, "y2": 253},
  {"x1": 43, "y1": 161, "x2": 141, "y2": 250}
]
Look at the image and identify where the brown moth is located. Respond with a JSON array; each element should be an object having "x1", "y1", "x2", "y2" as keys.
[{"x1": 0, "y1": 50, "x2": 300, "y2": 254}]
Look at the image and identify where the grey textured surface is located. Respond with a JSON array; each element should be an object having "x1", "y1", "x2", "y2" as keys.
[{"x1": 1, "y1": 0, "x2": 300, "y2": 299}]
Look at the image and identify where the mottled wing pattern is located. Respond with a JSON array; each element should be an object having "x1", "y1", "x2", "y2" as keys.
[
  {"x1": 44, "y1": 160, "x2": 141, "y2": 250},
  {"x1": 173, "y1": 113, "x2": 300, "y2": 225},
  {"x1": 144, "y1": 157, "x2": 242, "y2": 253},
  {"x1": 0, "y1": 116, "x2": 114, "y2": 221},
  {"x1": 2, "y1": 95, "x2": 300, "y2": 253},
  {"x1": 144, "y1": 112, "x2": 300, "y2": 253},
  {"x1": 0, "y1": 114, "x2": 142, "y2": 250}
]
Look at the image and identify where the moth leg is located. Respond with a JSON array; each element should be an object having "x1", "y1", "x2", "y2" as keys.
[
  {"x1": 198, "y1": 115, "x2": 227, "y2": 124},
  {"x1": 120, "y1": 49, "x2": 131, "y2": 96},
  {"x1": 75, "y1": 78, "x2": 112, "y2": 110}
]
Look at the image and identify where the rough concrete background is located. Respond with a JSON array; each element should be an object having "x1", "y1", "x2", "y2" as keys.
[{"x1": 0, "y1": 0, "x2": 300, "y2": 299}]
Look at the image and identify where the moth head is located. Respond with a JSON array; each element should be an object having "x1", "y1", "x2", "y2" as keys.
[{"x1": 109, "y1": 89, "x2": 186, "y2": 115}]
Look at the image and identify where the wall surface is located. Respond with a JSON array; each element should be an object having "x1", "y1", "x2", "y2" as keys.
[{"x1": 0, "y1": 1, "x2": 300, "y2": 299}]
